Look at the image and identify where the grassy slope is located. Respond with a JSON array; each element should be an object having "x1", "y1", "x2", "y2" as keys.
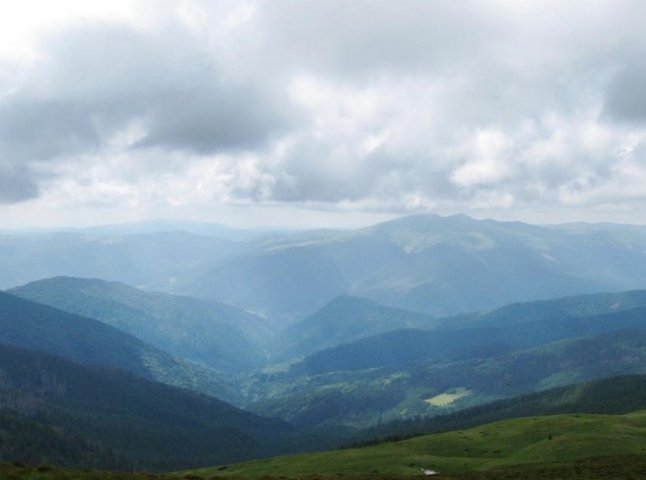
[
  {"x1": 357, "y1": 374, "x2": 646, "y2": 442},
  {"x1": 3, "y1": 457, "x2": 646, "y2": 480},
  {"x1": 186, "y1": 411, "x2": 646, "y2": 478}
]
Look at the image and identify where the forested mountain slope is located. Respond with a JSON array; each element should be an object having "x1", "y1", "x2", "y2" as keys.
[
  {"x1": 10, "y1": 277, "x2": 271, "y2": 372},
  {"x1": 0, "y1": 344, "x2": 293, "y2": 470},
  {"x1": 0, "y1": 291, "x2": 234, "y2": 401}
]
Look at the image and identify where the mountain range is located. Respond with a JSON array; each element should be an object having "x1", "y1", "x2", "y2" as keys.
[
  {"x1": 169, "y1": 214, "x2": 646, "y2": 323},
  {"x1": 3, "y1": 213, "x2": 646, "y2": 475},
  {"x1": 6, "y1": 214, "x2": 646, "y2": 327},
  {"x1": 6, "y1": 272, "x2": 646, "y2": 430}
]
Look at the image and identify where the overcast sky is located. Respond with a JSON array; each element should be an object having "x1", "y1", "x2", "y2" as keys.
[{"x1": 2, "y1": 0, "x2": 646, "y2": 228}]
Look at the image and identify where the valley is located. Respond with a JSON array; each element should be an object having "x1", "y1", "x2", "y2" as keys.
[
  {"x1": 2, "y1": 215, "x2": 646, "y2": 478},
  {"x1": 4, "y1": 4, "x2": 646, "y2": 477}
]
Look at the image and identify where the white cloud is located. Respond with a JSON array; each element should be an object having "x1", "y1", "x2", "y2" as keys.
[{"x1": 451, "y1": 129, "x2": 514, "y2": 188}]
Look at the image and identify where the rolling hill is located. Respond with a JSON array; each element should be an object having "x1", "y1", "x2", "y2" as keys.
[
  {"x1": 290, "y1": 294, "x2": 646, "y2": 376},
  {"x1": 0, "y1": 291, "x2": 234, "y2": 401},
  {"x1": 240, "y1": 291, "x2": 646, "y2": 430},
  {"x1": 245, "y1": 328, "x2": 646, "y2": 429},
  {"x1": 10, "y1": 277, "x2": 271, "y2": 372},
  {"x1": 449, "y1": 288, "x2": 646, "y2": 327},
  {"x1": 357, "y1": 373, "x2": 646, "y2": 442}
]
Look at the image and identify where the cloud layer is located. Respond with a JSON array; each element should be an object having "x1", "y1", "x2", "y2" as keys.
[{"x1": 2, "y1": 0, "x2": 646, "y2": 224}]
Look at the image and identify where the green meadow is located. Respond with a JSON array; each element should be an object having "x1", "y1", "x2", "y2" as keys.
[
  {"x1": 184, "y1": 411, "x2": 646, "y2": 478},
  {"x1": 3, "y1": 411, "x2": 646, "y2": 480}
]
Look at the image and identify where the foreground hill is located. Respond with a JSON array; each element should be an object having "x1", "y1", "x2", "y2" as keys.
[
  {"x1": 0, "y1": 344, "x2": 293, "y2": 470},
  {"x1": 172, "y1": 214, "x2": 646, "y2": 323},
  {"x1": 4, "y1": 456, "x2": 646, "y2": 480},
  {"x1": 10, "y1": 277, "x2": 271, "y2": 372},
  {"x1": 0, "y1": 291, "x2": 233, "y2": 401},
  {"x1": 187, "y1": 411, "x2": 646, "y2": 478}
]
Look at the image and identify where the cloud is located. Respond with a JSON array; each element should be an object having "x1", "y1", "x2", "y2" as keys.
[{"x1": 3, "y1": 0, "x2": 646, "y2": 225}]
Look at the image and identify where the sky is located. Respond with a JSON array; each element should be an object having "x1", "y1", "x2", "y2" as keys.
[{"x1": 2, "y1": 0, "x2": 646, "y2": 228}]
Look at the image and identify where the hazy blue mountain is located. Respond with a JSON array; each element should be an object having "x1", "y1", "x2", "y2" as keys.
[
  {"x1": 245, "y1": 327, "x2": 646, "y2": 429},
  {"x1": 10, "y1": 277, "x2": 272, "y2": 372},
  {"x1": 80, "y1": 219, "x2": 256, "y2": 239},
  {"x1": 0, "y1": 344, "x2": 293, "y2": 470},
  {"x1": 6, "y1": 214, "x2": 646, "y2": 326},
  {"x1": 172, "y1": 214, "x2": 646, "y2": 324},
  {"x1": 276, "y1": 295, "x2": 437, "y2": 360},
  {"x1": 0, "y1": 230, "x2": 245, "y2": 290},
  {"x1": 450, "y1": 288, "x2": 646, "y2": 327},
  {"x1": 290, "y1": 328, "x2": 499, "y2": 375},
  {"x1": 243, "y1": 292, "x2": 646, "y2": 429},
  {"x1": 0, "y1": 291, "x2": 235, "y2": 401},
  {"x1": 291, "y1": 292, "x2": 646, "y2": 375}
]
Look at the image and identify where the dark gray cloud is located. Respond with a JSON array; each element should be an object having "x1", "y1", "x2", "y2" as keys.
[
  {"x1": 135, "y1": 83, "x2": 286, "y2": 153},
  {"x1": 0, "y1": 97, "x2": 100, "y2": 162},
  {"x1": 604, "y1": 65, "x2": 646, "y2": 123},
  {"x1": 0, "y1": 20, "x2": 289, "y2": 201},
  {"x1": 44, "y1": 24, "x2": 290, "y2": 152},
  {"x1": 0, "y1": 164, "x2": 39, "y2": 203}
]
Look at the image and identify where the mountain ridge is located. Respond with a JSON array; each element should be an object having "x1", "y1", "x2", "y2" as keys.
[
  {"x1": 9, "y1": 277, "x2": 272, "y2": 372},
  {"x1": 0, "y1": 290, "x2": 235, "y2": 401}
]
